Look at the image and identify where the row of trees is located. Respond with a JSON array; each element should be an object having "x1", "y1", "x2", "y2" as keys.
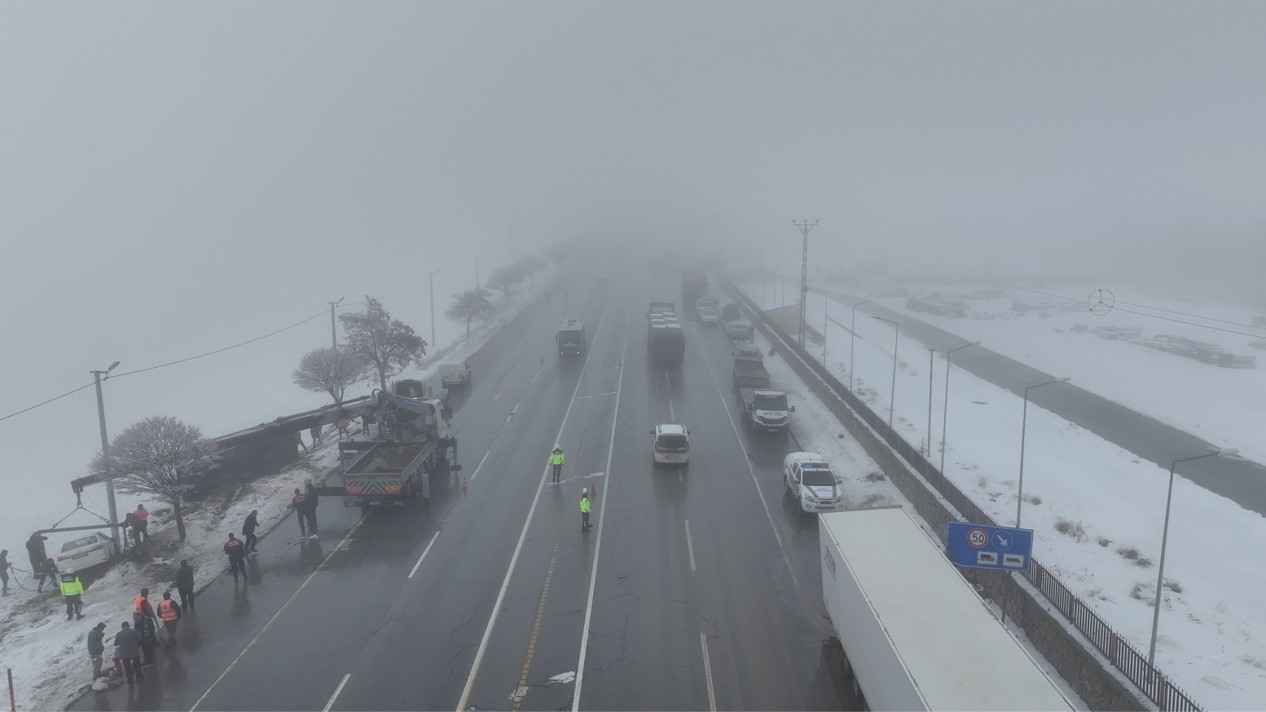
[{"x1": 87, "y1": 260, "x2": 535, "y2": 542}]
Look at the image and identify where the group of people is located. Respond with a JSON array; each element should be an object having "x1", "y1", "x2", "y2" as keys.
[
  {"x1": 86, "y1": 581, "x2": 192, "y2": 687},
  {"x1": 548, "y1": 445, "x2": 596, "y2": 530}
]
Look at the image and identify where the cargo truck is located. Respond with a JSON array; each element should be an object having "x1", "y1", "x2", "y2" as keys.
[
  {"x1": 732, "y1": 345, "x2": 793, "y2": 433},
  {"x1": 558, "y1": 319, "x2": 586, "y2": 356},
  {"x1": 647, "y1": 302, "x2": 685, "y2": 363},
  {"x1": 819, "y1": 507, "x2": 1073, "y2": 711},
  {"x1": 340, "y1": 391, "x2": 458, "y2": 506}
]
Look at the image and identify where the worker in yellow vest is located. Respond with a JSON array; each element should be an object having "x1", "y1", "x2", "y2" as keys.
[
  {"x1": 60, "y1": 569, "x2": 85, "y2": 620},
  {"x1": 550, "y1": 444, "x2": 565, "y2": 484}
]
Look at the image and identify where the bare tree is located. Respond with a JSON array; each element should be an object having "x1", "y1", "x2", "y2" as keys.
[
  {"x1": 487, "y1": 264, "x2": 524, "y2": 297},
  {"x1": 446, "y1": 288, "x2": 495, "y2": 336},
  {"x1": 89, "y1": 416, "x2": 220, "y2": 542},
  {"x1": 293, "y1": 347, "x2": 365, "y2": 403},
  {"x1": 339, "y1": 296, "x2": 427, "y2": 392}
]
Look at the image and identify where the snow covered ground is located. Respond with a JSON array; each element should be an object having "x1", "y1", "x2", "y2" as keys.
[
  {"x1": 737, "y1": 278, "x2": 1266, "y2": 710},
  {"x1": 0, "y1": 273, "x2": 553, "y2": 711}
]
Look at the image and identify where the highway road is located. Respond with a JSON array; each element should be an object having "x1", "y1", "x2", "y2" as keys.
[
  {"x1": 73, "y1": 264, "x2": 852, "y2": 711},
  {"x1": 817, "y1": 287, "x2": 1266, "y2": 518}
]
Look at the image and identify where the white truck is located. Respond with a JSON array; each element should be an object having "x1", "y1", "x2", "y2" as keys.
[
  {"x1": 819, "y1": 507, "x2": 1073, "y2": 711},
  {"x1": 438, "y1": 362, "x2": 471, "y2": 388}
]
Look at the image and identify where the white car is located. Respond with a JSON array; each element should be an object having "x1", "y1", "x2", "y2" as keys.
[
  {"x1": 783, "y1": 452, "x2": 846, "y2": 513},
  {"x1": 651, "y1": 424, "x2": 691, "y2": 466},
  {"x1": 55, "y1": 532, "x2": 117, "y2": 572},
  {"x1": 698, "y1": 306, "x2": 720, "y2": 324}
]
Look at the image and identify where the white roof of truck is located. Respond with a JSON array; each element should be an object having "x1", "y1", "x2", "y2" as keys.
[{"x1": 820, "y1": 507, "x2": 1072, "y2": 711}]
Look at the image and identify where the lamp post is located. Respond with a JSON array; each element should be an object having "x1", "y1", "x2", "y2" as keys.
[
  {"x1": 939, "y1": 341, "x2": 981, "y2": 473},
  {"x1": 872, "y1": 316, "x2": 899, "y2": 430},
  {"x1": 849, "y1": 299, "x2": 871, "y2": 393},
  {"x1": 1016, "y1": 376, "x2": 1071, "y2": 528},
  {"x1": 1148, "y1": 448, "x2": 1237, "y2": 666},
  {"x1": 91, "y1": 360, "x2": 122, "y2": 549},
  {"x1": 792, "y1": 219, "x2": 818, "y2": 348},
  {"x1": 427, "y1": 270, "x2": 440, "y2": 347},
  {"x1": 328, "y1": 297, "x2": 344, "y2": 349},
  {"x1": 926, "y1": 348, "x2": 934, "y2": 457},
  {"x1": 823, "y1": 294, "x2": 829, "y2": 363}
]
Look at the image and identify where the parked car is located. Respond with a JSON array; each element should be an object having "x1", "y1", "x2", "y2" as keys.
[
  {"x1": 55, "y1": 532, "x2": 117, "y2": 571},
  {"x1": 782, "y1": 452, "x2": 845, "y2": 513},
  {"x1": 651, "y1": 424, "x2": 691, "y2": 466},
  {"x1": 698, "y1": 306, "x2": 720, "y2": 324}
]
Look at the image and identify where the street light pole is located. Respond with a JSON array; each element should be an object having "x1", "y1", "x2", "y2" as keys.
[
  {"x1": 927, "y1": 348, "x2": 934, "y2": 457},
  {"x1": 91, "y1": 361, "x2": 122, "y2": 550},
  {"x1": 939, "y1": 341, "x2": 981, "y2": 473},
  {"x1": 428, "y1": 270, "x2": 439, "y2": 347},
  {"x1": 1016, "y1": 376, "x2": 1071, "y2": 528},
  {"x1": 823, "y1": 295, "x2": 829, "y2": 363},
  {"x1": 328, "y1": 297, "x2": 344, "y2": 349},
  {"x1": 1148, "y1": 448, "x2": 1237, "y2": 666},
  {"x1": 792, "y1": 219, "x2": 818, "y2": 348},
  {"x1": 873, "y1": 316, "x2": 899, "y2": 430},
  {"x1": 850, "y1": 299, "x2": 871, "y2": 393}
]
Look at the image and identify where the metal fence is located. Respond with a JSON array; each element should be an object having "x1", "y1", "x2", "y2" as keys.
[{"x1": 721, "y1": 277, "x2": 1201, "y2": 712}]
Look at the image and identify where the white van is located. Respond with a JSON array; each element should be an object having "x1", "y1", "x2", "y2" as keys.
[
  {"x1": 438, "y1": 362, "x2": 471, "y2": 388},
  {"x1": 650, "y1": 424, "x2": 690, "y2": 466}
]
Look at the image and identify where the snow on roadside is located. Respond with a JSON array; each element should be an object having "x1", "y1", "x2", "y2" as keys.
[{"x1": 0, "y1": 269, "x2": 556, "y2": 712}]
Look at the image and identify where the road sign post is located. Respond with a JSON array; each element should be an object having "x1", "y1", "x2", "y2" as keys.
[{"x1": 946, "y1": 521, "x2": 1034, "y2": 572}]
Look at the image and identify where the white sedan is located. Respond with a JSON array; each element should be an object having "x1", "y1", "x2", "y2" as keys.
[
  {"x1": 783, "y1": 452, "x2": 846, "y2": 513},
  {"x1": 55, "y1": 532, "x2": 117, "y2": 572}
]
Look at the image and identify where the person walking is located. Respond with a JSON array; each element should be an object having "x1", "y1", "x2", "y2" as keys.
[
  {"x1": 60, "y1": 569, "x2": 85, "y2": 620},
  {"x1": 337, "y1": 413, "x2": 350, "y2": 440},
  {"x1": 113, "y1": 621, "x2": 142, "y2": 684},
  {"x1": 580, "y1": 488, "x2": 592, "y2": 530},
  {"x1": 87, "y1": 621, "x2": 107, "y2": 680},
  {"x1": 0, "y1": 549, "x2": 10, "y2": 595},
  {"x1": 175, "y1": 560, "x2": 195, "y2": 611},
  {"x1": 550, "y1": 444, "x2": 565, "y2": 484},
  {"x1": 242, "y1": 510, "x2": 260, "y2": 554},
  {"x1": 157, "y1": 591, "x2": 181, "y2": 645},
  {"x1": 309, "y1": 424, "x2": 322, "y2": 444},
  {"x1": 304, "y1": 481, "x2": 320, "y2": 535},
  {"x1": 224, "y1": 533, "x2": 247, "y2": 582},
  {"x1": 133, "y1": 505, "x2": 150, "y2": 542},
  {"x1": 293, "y1": 430, "x2": 308, "y2": 453},
  {"x1": 291, "y1": 488, "x2": 318, "y2": 538},
  {"x1": 133, "y1": 611, "x2": 158, "y2": 668},
  {"x1": 25, "y1": 533, "x2": 48, "y2": 591}
]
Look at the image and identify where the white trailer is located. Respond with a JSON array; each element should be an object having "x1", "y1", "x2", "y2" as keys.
[{"x1": 819, "y1": 507, "x2": 1073, "y2": 711}]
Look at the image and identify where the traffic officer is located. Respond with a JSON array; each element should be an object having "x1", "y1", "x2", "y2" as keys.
[
  {"x1": 580, "y1": 488, "x2": 592, "y2": 530},
  {"x1": 550, "y1": 444, "x2": 565, "y2": 484},
  {"x1": 60, "y1": 569, "x2": 85, "y2": 620}
]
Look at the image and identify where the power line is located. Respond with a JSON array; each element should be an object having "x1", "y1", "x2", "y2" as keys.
[{"x1": 0, "y1": 382, "x2": 96, "y2": 424}]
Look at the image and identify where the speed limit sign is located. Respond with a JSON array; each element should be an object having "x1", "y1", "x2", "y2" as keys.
[{"x1": 967, "y1": 527, "x2": 989, "y2": 549}]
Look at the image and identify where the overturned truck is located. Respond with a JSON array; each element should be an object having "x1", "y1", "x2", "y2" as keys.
[{"x1": 337, "y1": 388, "x2": 459, "y2": 507}]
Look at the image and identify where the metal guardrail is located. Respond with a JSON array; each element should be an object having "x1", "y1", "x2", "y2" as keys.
[{"x1": 720, "y1": 276, "x2": 1201, "y2": 712}]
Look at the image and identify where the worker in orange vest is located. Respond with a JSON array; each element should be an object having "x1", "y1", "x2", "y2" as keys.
[
  {"x1": 157, "y1": 591, "x2": 182, "y2": 645},
  {"x1": 133, "y1": 588, "x2": 155, "y2": 620},
  {"x1": 132, "y1": 505, "x2": 150, "y2": 542}
]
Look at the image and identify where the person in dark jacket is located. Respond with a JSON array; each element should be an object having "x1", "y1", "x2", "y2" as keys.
[
  {"x1": 224, "y1": 533, "x2": 247, "y2": 582},
  {"x1": 133, "y1": 612, "x2": 157, "y2": 667},
  {"x1": 175, "y1": 560, "x2": 195, "y2": 611},
  {"x1": 0, "y1": 549, "x2": 10, "y2": 595},
  {"x1": 87, "y1": 622, "x2": 106, "y2": 679},
  {"x1": 40, "y1": 557, "x2": 58, "y2": 592},
  {"x1": 113, "y1": 621, "x2": 142, "y2": 683},
  {"x1": 242, "y1": 510, "x2": 260, "y2": 554},
  {"x1": 26, "y1": 533, "x2": 48, "y2": 591}
]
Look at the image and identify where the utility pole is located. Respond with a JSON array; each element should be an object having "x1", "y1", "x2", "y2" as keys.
[
  {"x1": 793, "y1": 219, "x2": 818, "y2": 347},
  {"x1": 428, "y1": 270, "x2": 440, "y2": 347},
  {"x1": 475, "y1": 257, "x2": 481, "y2": 289},
  {"x1": 328, "y1": 297, "x2": 344, "y2": 349},
  {"x1": 927, "y1": 348, "x2": 935, "y2": 457},
  {"x1": 91, "y1": 361, "x2": 122, "y2": 550}
]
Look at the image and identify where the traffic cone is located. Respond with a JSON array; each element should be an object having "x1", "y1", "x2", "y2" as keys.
[
  {"x1": 460, "y1": 478, "x2": 469, "y2": 496},
  {"x1": 590, "y1": 481, "x2": 599, "y2": 499}
]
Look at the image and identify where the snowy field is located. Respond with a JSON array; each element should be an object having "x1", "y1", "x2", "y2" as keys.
[
  {"x1": 0, "y1": 274, "x2": 552, "y2": 712},
  {"x1": 737, "y1": 278, "x2": 1266, "y2": 710}
]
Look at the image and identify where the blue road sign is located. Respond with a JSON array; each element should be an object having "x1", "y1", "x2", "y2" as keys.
[{"x1": 946, "y1": 521, "x2": 1034, "y2": 572}]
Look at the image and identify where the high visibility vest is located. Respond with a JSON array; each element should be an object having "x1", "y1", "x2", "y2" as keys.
[
  {"x1": 158, "y1": 599, "x2": 179, "y2": 622},
  {"x1": 580, "y1": 497, "x2": 590, "y2": 514},
  {"x1": 292, "y1": 494, "x2": 307, "y2": 508},
  {"x1": 550, "y1": 451, "x2": 564, "y2": 465},
  {"x1": 60, "y1": 575, "x2": 84, "y2": 597},
  {"x1": 134, "y1": 595, "x2": 148, "y2": 614},
  {"x1": 134, "y1": 508, "x2": 149, "y2": 521}
]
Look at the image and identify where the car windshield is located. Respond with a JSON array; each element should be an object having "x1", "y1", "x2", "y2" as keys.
[
  {"x1": 753, "y1": 394, "x2": 787, "y2": 410},
  {"x1": 801, "y1": 469, "x2": 835, "y2": 487},
  {"x1": 61, "y1": 535, "x2": 98, "y2": 551},
  {"x1": 656, "y1": 434, "x2": 688, "y2": 451}
]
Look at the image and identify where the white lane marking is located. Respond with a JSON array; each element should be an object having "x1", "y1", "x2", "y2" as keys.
[
  {"x1": 697, "y1": 348, "x2": 799, "y2": 587},
  {"x1": 572, "y1": 319, "x2": 629, "y2": 712},
  {"x1": 192, "y1": 516, "x2": 366, "y2": 710},
  {"x1": 468, "y1": 449, "x2": 492, "y2": 482},
  {"x1": 700, "y1": 633, "x2": 717, "y2": 712},
  {"x1": 507, "y1": 404, "x2": 517, "y2": 422},
  {"x1": 575, "y1": 391, "x2": 618, "y2": 400},
  {"x1": 668, "y1": 397, "x2": 675, "y2": 421},
  {"x1": 409, "y1": 531, "x2": 440, "y2": 579},
  {"x1": 665, "y1": 370, "x2": 671, "y2": 389},
  {"x1": 457, "y1": 297, "x2": 614, "y2": 712},
  {"x1": 685, "y1": 519, "x2": 696, "y2": 573},
  {"x1": 322, "y1": 673, "x2": 351, "y2": 712}
]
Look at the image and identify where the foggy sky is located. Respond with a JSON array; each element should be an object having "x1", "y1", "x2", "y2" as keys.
[{"x1": 3, "y1": 2, "x2": 1266, "y2": 525}]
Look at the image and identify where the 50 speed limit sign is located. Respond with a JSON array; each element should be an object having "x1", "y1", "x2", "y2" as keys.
[{"x1": 967, "y1": 527, "x2": 989, "y2": 549}]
